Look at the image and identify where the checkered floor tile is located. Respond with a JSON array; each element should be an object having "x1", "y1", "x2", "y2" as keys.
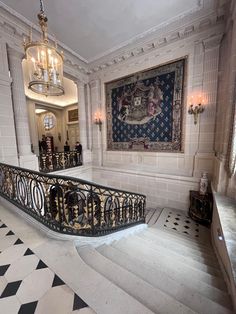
[
  {"x1": 154, "y1": 208, "x2": 210, "y2": 242},
  {"x1": 0, "y1": 220, "x2": 95, "y2": 314}
]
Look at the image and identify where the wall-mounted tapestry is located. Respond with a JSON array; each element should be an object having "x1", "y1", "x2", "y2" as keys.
[{"x1": 106, "y1": 58, "x2": 186, "y2": 152}]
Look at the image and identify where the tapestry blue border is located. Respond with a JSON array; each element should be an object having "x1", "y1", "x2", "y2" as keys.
[{"x1": 106, "y1": 58, "x2": 186, "y2": 152}]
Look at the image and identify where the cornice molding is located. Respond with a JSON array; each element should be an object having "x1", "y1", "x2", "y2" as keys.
[
  {"x1": 88, "y1": 13, "x2": 225, "y2": 75},
  {"x1": 87, "y1": 0, "x2": 204, "y2": 63},
  {"x1": 0, "y1": 0, "x2": 228, "y2": 77}
]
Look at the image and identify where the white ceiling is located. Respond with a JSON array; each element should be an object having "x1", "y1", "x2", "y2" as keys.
[{"x1": 0, "y1": 0, "x2": 200, "y2": 62}]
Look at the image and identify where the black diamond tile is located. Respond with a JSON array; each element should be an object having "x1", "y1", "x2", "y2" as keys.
[
  {"x1": 0, "y1": 224, "x2": 7, "y2": 228},
  {"x1": 183, "y1": 231, "x2": 189, "y2": 235},
  {"x1": 52, "y1": 274, "x2": 65, "y2": 287},
  {"x1": 0, "y1": 280, "x2": 22, "y2": 298},
  {"x1": 185, "y1": 220, "x2": 190, "y2": 224},
  {"x1": 167, "y1": 215, "x2": 170, "y2": 218},
  {"x1": 24, "y1": 248, "x2": 34, "y2": 256},
  {"x1": 173, "y1": 222, "x2": 179, "y2": 226},
  {"x1": 184, "y1": 225, "x2": 190, "y2": 229},
  {"x1": 14, "y1": 239, "x2": 23, "y2": 245},
  {"x1": 73, "y1": 294, "x2": 88, "y2": 311},
  {"x1": 18, "y1": 301, "x2": 38, "y2": 314},
  {"x1": 36, "y1": 260, "x2": 47, "y2": 270},
  {"x1": 172, "y1": 227, "x2": 177, "y2": 230},
  {"x1": 195, "y1": 235, "x2": 199, "y2": 238},
  {"x1": 164, "y1": 225, "x2": 167, "y2": 227},
  {"x1": 6, "y1": 230, "x2": 14, "y2": 236},
  {"x1": 175, "y1": 218, "x2": 180, "y2": 221},
  {"x1": 195, "y1": 229, "x2": 199, "y2": 232},
  {"x1": 165, "y1": 219, "x2": 169, "y2": 223},
  {"x1": 0, "y1": 264, "x2": 10, "y2": 276}
]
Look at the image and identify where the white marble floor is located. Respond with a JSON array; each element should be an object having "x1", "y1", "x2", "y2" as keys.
[{"x1": 0, "y1": 204, "x2": 96, "y2": 314}]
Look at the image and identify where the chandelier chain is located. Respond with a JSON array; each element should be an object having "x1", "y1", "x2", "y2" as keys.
[{"x1": 39, "y1": 0, "x2": 45, "y2": 14}]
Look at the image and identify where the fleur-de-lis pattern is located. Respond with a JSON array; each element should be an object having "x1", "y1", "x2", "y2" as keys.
[{"x1": 106, "y1": 59, "x2": 185, "y2": 152}]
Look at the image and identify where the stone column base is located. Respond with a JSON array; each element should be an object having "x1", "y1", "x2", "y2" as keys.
[{"x1": 19, "y1": 154, "x2": 39, "y2": 171}]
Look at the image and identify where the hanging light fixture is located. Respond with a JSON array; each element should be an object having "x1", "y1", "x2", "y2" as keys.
[{"x1": 23, "y1": 0, "x2": 64, "y2": 96}]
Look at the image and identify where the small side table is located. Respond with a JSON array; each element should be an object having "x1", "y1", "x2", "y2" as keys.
[{"x1": 189, "y1": 190, "x2": 213, "y2": 226}]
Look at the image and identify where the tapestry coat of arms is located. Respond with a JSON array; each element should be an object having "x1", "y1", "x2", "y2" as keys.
[{"x1": 106, "y1": 58, "x2": 186, "y2": 152}]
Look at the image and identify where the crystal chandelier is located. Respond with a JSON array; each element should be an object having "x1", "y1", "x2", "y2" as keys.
[{"x1": 23, "y1": 0, "x2": 64, "y2": 96}]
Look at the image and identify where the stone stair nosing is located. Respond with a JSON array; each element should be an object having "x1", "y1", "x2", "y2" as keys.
[
  {"x1": 134, "y1": 233, "x2": 222, "y2": 277},
  {"x1": 145, "y1": 230, "x2": 219, "y2": 266},
  {"x1": 147, "y1": 228, "x2": 218, "y2": 258},
  {"x1": 111, "y1": 239, "x2": 232, "y2": 306},
  {"x1": 112, "y1": 238, "x2": 227, "y2": 291},
  {"x1": 146, "y1": 208, "x2": 163, "y2": 226},
  {"x1": 147, "y1": 226, "x2": 212, "y2": 248},
  {"x1": 78, "y1": 245, "x2": 197, "y2": 314},
  {"x1": 97, "y1": 244, "x2": 233, "y2": 313},
  {"x1": 149, "y1": 226, "x2": 212, "y2": 247}
]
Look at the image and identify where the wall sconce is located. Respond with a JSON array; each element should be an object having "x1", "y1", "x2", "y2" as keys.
[
  {"x1": 188, "y1": 95, "x2": 205, "y2": 124},
  {"x1": 94, "y1": 112, "x2": 102, "y2": 131}
]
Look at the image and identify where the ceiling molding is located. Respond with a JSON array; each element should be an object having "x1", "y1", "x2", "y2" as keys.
[
  {"x1": 88, "y1": 11, "x2": 226, "y2": 74},
  {"x1": 87, "y1": 0, "x2": 203, "y2": 63},
  {"x1": 0, "y1": 0, "x2": 229, "y2": 77}
]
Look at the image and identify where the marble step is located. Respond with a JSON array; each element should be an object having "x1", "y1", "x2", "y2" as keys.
[
  {"x1": 146, "y1": 208, "x2": 163, "y2": 226},
  {"x1": 111, "y1": 240, "x2": 231, "y2": 306},
  {"x1": 147, "y1": 227, "x2": 215, "y2": 254},
  {"x1": 113, "y1": 237, "x2": 227, "y2": 291},
  {"x1": 148, "y1": 225, "x2": 212, "y2": 250},
  {"x1": 137, "y1": 231, "x2": 221, "y2": 274},
  {"x1": 74, "y1": 246, "x2": 155, "y2": 314},
  {"x1": 98, "y1": 244, "x2": 233, "y2": 313},
  {"x1": 129, "y1": 234, "x2": 223, "y2": 280},
  {"x1": 79, "y1": 246, "x2": 197, "y2": 314}
]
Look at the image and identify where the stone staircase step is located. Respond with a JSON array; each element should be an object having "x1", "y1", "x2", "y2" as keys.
[
  {"x1": 146, "y1": 208, "x2": 163, "y2": 226},
  {"x1": 75, "y1": 246, "x2": 155, "y2": 314},
  {"x1": 78, "y1": 246, "x2": 197, "y2": 314},
  {"x1": 97, "y1": 244, "x2": 233, "y2": 313},
  {"x1": 136, "y1": 232, "x2": 221, "y2": 275},
  {"x1": 149, "y1": 225, "x2": 212, "y2": 248},
  {"x1": 113, "y1": 237, "x2": 227, "y2": 291},
  {"x1": 146, "y1": 228, "x2": 216, "y2": 257},
  {"x1": 148, "y1": 228, "x2": 218, "y2": 258}
]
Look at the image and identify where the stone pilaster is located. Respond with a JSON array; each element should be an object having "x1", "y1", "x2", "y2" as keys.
[
  {"x1": 0, "y1": 41, "x2": 18, "y2": 166},
  {"x1": 7, "y1": 47, "x2": 38, "y2": 170},
  {"x1": 89, "y1": 79, "x2": 103, "y2": 166},
  {"x1": 75, "y1": 80, "x2": 92, "y2": 165}
]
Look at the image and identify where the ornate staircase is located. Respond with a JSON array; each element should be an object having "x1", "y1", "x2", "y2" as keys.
[{"x1": 77, "y1": 208, "x2": 233, "y2": 314}]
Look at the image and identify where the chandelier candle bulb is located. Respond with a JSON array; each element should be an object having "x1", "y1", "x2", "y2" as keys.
[{"x1": 23, "y1": 0, "x2": 64, "y2": 96}]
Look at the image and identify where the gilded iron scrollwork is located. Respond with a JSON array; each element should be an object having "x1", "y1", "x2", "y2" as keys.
[{"x1": 0, "y1": 162, "x2": 146, "y2": 236}]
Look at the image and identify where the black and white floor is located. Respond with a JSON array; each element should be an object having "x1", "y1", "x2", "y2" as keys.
[{"x1": 0, "y1": 221, "x2": 95, "y2": 314}]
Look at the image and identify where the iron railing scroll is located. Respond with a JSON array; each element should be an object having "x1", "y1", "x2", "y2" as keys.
[
  {"x1": 39, "y1": 151, "x2": 82, "y2": 173},
  {"x1": 0, "y1": 163, "x2": 146, "y2": 236}
]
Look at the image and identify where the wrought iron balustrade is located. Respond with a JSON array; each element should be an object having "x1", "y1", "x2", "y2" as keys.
[
  {"x1": 39, "y1": 151, "x2": 82, "y2": 173},
  {"x1": 0, "y1": 162, "x2": 146, "y2": 236}
]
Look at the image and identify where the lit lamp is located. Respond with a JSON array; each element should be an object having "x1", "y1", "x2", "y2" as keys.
[
  {"x1": 94, "y1": 112, "x2": 102, "y2": 131},
  {"x1": 188, "y1": 95, "x2": 205, "y2": 124},
  {"x1": 23, "y1": 0, "x2": 64, "y2": 96}
]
